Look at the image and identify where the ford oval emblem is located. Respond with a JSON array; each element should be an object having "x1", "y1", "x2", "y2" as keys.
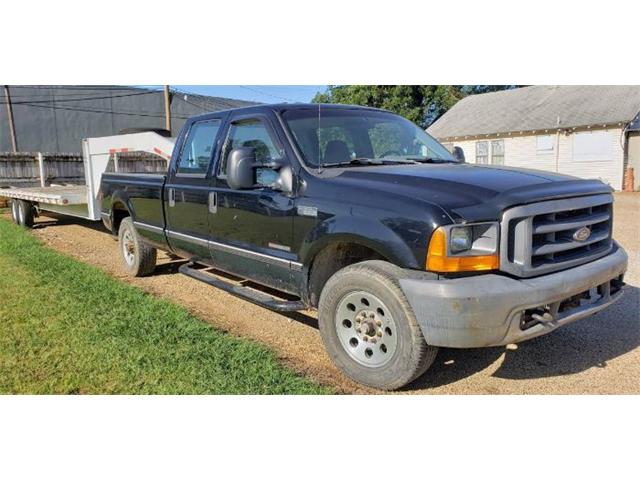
[{"x1": 573, "y1": 226, "x2": 592, "y2": 242}]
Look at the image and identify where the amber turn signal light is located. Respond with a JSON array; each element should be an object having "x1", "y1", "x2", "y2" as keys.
[{"x1": 426, "y1": 227, "x2": 499, "y2": 272}]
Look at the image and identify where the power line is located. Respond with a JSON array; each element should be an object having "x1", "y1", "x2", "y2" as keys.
[
  {"x1": 239, "y1": 85, "x2": 295, "y2": 102},
  {"x1": 6, "y1": 100, "x2": 194, "y2": 119},
  {"x1": 0, "y1": 90, "x2": 157, "y2": 105},
  {"x1": 9, "y1": 85, "x2": 148, "y2": 91},
  {"x1": 171, "y1": 86, "x2": 253, "y2": 111}
]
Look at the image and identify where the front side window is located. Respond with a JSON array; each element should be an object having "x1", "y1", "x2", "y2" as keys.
[
  {"x1": 491, "y1": 140, "x2": 504, "y2": 165},
  {"x1": 282, "y1": 108, "x2": 454, "y2": 167},
  {"x1": 475, "y1": 141, "x2": 488, "y2": 164},
  {"x1": 220, "y1": 119, "x2": 282, "y2": 178},
  {"x1": 176, "y1": 120, "x2": 221, "y2": 175}
]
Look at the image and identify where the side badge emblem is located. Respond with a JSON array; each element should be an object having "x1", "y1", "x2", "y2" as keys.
[{"x1": 297, "y1": 205, "x2": 318, "y2": 218}]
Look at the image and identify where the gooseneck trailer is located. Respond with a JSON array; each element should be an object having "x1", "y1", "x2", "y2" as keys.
[{"x1": 2, "y1": 132, "x2": 174, "y2": 226}]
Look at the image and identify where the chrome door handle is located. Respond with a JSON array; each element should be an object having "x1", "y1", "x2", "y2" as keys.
[
  {"x1": 168, "y1": 188, "x2": 175, "y2": 207},
  {"x1": 208, "y1": 191, "x2": 217, "y2": 214}
]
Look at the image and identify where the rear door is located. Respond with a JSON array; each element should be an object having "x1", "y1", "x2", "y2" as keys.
[
  {"x1": 208, "y1": 112, "x2": 299, "y2": 294},
  {"x1": 165, "y1": 117, "x2": 224, "y2": 259}
]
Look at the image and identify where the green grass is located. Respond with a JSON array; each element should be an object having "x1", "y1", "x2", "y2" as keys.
[{"x1": 0, "y1": 218, "x2": 330, "y2": 394}]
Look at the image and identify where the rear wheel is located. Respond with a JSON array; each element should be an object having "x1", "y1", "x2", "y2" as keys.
[
  {"x1": 118, "y1": 217, "x2": 157, "y2": 277},
  {"x1": 318, "y1": 260, "x2": 438, "y2": 390},
  {"x1": 10, "y1": 200, "x2": 19, "y2": 224},
  {"x1": 16, "y1": 200, "x2": 34, "y2": 228}
]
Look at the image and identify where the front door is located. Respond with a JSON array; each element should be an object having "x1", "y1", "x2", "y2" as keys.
[
  {"x1": 208, "y1": 113, "x2": 299, "y2": 294},
  {"x1": 165, "y1": 118, "x2": 223, "y2": 260}
]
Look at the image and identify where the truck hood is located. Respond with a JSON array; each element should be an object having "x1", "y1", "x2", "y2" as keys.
[{"x1": 328, "y1": 163, "x2": 613, "y2": 222}]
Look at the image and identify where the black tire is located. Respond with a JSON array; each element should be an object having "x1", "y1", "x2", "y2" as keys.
[
  {"x1": 118, "y1": 217, "x2": 157, "y2": 277},
  {"x1": 17, "y1": 200, "x2": 35, "y2": 228},
  {"x1": 318, "y1": 260, "x2": 438, "y2": 390},
  {"x1": 10, "y1": 200, "x2": 20, "y2": 224}
]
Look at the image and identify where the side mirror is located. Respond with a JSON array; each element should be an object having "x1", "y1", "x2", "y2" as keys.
[
  {"x1": 452, "y1": 146, "x2": 466, "y2": 163},
  {"x1": 227, "y1": 147, "x2": 256, "y2": 190}
]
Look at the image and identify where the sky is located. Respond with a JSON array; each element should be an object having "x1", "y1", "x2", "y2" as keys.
[{"x1": 141, "y1": 85, "x2": 328, "y2": 104}]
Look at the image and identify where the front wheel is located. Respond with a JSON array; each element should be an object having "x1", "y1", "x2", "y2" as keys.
[
  {"x1": 118, "y1": 217, "x2": 157, "y2": 277},
  {"x1": 318, "y1": 260, "x2": 438, "y2": 390}
]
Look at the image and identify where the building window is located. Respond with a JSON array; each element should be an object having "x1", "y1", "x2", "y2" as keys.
[
  {"x1": 536, "y1": 135, "x2": 555, "y2": 153},
  {"x1": 572, "y1": 131, "x2": 612, "y2": 162},
  {"x1": 475, "y1": 141, "x2": 488, "y2": 164},
  {"x1": 491, "y1": 140, "x2": 504, "y2": 165}
]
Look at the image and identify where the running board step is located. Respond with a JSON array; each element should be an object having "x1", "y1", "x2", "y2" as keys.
[{"x1": 179, "y1": 263, "x2": 306, "y2": 312}]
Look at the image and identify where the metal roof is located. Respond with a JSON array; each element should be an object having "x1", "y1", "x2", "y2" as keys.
[{"x1": 427, "y1": 85, "x2": 640, "y2": 139}]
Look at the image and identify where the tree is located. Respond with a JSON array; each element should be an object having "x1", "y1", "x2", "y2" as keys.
[{"x1": 312, "y1": 85, "x2": 520, "y2": 128}]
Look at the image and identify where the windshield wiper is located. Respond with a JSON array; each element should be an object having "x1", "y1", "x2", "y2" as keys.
[
  {"x1": 405, "y1": 156, "x2": 458, "y2": 164},
  {"x1": 321, "y1": 157, "x2": 417, "y2": 169}
]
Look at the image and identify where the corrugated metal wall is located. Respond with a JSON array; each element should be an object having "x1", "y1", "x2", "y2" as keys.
[{"x1": 0, "y1": 86, "x2": 255, "y2": 153}]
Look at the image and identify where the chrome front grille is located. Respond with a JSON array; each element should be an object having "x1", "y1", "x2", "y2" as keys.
[{"x1": 500, "y1": 194, "x2": 614, "y2": 277}]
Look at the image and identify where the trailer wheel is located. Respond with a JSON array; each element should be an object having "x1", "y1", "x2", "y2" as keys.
[
  {"x1": 118, "y1": 217, "x2": 157, "y2": 277},
  {"x1": 10, "y1": 200, "x2": 20, "y2": 224},
  {"x1": 318, "y1": 260, "x2": 438, "y2": 390},
  {"x1": 17, "y1": 200, "x2": 35, "y2": 228}
]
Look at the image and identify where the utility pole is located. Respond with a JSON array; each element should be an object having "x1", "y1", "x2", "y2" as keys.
[
  {"x1": 163, "y1": 85, "x2": 171, "y2": 134},
  {"x1": 3, "y1": 85, "x2": 18, "y2": 152}
]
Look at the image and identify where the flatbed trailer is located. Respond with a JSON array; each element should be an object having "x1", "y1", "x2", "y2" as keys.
[{"x1": 1, "y1": 132, "x2": 174, "y2": 224}]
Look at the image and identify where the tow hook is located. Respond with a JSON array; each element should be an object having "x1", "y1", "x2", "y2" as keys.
[{"x1": 520, "y1": 306, "x2": 555, "y2": 330}]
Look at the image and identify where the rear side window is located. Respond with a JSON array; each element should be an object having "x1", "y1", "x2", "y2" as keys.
[{"x1": 176, "y1": 120, "x2": 221, "y2": 176}]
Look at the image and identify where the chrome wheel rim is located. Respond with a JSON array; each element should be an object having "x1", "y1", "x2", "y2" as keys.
[
  {"x1": 335, "y1": 291, "x2": 398, "y2": 367},
  {"x1": 11, "y1": 201, "x2": 18, "y2": 222},
  {"x1": 122, "y1": 230, "x2": 135, "y2": 266}
]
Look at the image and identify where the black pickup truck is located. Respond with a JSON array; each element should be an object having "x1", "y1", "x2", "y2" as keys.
[{"x1": 100, "y1": 103, "x2": 628, "y2": 390}]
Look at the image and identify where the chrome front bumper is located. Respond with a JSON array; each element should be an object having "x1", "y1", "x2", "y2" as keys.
[{"x1": 399, "y1": 245, "x2": 628, "y2": 348}]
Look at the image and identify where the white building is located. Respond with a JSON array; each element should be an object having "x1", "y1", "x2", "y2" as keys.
[{"x1": 427, "y1": 85, "x2": 640, "y2": 191}]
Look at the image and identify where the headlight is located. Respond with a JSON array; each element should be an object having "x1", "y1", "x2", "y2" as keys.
[
  {"x1": 450, "y1": 227, "x2": 473, "y2": 253},
  {"x1": 426, "y1": 222, "x2": 500, "y2": 272}
]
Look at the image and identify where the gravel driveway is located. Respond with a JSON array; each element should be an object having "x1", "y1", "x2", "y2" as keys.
[{"x1": 22, "y1": 193, "x2": 640, "y2": 394}]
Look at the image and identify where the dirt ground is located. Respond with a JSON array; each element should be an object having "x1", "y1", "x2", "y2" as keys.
[{"x1": 10, "y1": 193, "x2": 640, "y2": 394}]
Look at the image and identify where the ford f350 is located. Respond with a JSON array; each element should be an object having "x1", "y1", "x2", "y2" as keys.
[{"x1": 98, "y1": 103, "x2": 628, "y2": 390}]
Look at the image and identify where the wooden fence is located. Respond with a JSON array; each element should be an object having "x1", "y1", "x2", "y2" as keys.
[{"x1": 0, "y1": 152, "x2": 85, "y2": 188}]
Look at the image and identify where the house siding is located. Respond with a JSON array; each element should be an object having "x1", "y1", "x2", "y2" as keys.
[{"x1": 447, "y1": 127, "x2": 624, "y2": 190}]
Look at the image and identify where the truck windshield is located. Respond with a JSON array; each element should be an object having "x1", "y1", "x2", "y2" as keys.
[{"x1": 282, "y1": 107, "x2": 456, "y2": 168}]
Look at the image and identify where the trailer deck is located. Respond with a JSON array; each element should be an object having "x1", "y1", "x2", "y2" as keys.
[{"x1": 0, "y1": 185, "x2": 87, "y2": 206}]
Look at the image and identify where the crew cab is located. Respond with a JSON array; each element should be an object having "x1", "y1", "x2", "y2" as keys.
[{"x1": 100, "y1": 103, "x2": 628, "y2": 390}]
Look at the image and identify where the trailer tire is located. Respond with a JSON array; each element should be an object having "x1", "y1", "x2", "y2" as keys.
[
  {"x1": 10, "y1": 200, "x2": 20, "y2": 224},
  {"x1": 318, "y1": 260, "x2": 438, "y2": 391},
  {"x1": 17, "y1": 200, "x2": 35, "y2": 228},
  {"x1": 118, "y1": 217, "x2": 157, "y2": 277}
]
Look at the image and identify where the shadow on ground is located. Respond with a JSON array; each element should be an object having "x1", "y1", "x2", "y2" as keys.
[{"x1": 406, "y1": 285, "x2": 639, "y2": 391}]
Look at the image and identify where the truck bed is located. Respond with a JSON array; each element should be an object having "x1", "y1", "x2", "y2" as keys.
[{"x1": 0, "y1": 185, "x2": 87, "y2": 205}]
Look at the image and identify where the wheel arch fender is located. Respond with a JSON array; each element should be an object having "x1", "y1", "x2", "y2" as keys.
[
  {"x1": 300, "y1": 215, "x2": 421, "y2": 270},
  {"x1": 108, "y1": 190, "x2": 134, "y2": 234}
]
